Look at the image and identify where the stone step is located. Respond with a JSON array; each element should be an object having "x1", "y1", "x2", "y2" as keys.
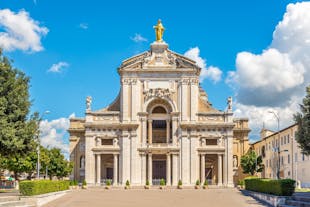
[
  {"x1": 286, "y1": 199, "x2": 310, "y2": 207},
  {"x1": 0, "y1": 200, "x2": 32, "y2": 207},
  {"x1": 278, "y1": 205, "x2": 295, "y2": 207},
  {"x1": 0, "y1": 197, "x2": 19, "y2": 203},
  {"x1": 293, "y1": 196, "x2": 310, "y2": 203}
]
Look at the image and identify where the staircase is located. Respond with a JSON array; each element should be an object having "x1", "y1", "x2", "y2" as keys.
[
  {"x1": 279, "y1": 192, "x2": 310, "y2": 207},
  {"x1": 0, "y1": 196, "x2": 34, "y2": 207}
]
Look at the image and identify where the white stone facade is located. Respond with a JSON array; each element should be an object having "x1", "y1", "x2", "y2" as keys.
[{"x1": 69, "y1": 40, "x2": 250, "y2": 187}]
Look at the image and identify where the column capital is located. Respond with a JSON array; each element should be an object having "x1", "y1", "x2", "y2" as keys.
[{"x1": 148, "y1": 119, "x2": 153, "y2": 123}]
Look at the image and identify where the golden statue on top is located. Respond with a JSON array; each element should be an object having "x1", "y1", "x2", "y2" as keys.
[{"x1": 153, "y1": 19, "x2": 165, "y2": 42}]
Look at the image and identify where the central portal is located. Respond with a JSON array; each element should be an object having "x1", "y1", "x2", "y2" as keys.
[{"x1": 152, "y1": 154, "x2": 166, "y2": 185}]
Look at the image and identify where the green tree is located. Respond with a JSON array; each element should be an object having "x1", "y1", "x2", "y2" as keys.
[
  {"x1": 240, "y1": 150, "x2": 264, "y2": 175},
  {"x1": 46, "y1": 148, "x2": 72, "y2": 179},
  {"x1": 294, "y1": 86, "x2": 310, "y2": 155},
  {"x1": 0, "y1": 51, "x2": 38, "y2": 157}
]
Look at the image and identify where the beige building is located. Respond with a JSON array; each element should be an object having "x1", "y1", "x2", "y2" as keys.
[
  {"x1": 252, "y1": 124, "x2": 310, "y2": 188},
  {"x1": 68, "y1": 22, "x2": 250, "y2": 187}
]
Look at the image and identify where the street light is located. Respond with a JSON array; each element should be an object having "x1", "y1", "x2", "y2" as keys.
[
  {"x1": 37, "y1": 110, "x2": 50, "y2": 179},
  {"x1": 268, "y1": 110, "x2": 280, "y2": 179}
]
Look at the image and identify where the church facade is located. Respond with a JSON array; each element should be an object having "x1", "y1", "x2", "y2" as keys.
[{"x1": 69, "y1": 22, "x2": 250, "y2": 187}]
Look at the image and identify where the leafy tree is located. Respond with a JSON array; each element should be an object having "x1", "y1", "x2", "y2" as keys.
[
  {"x1": 46, "y1": 148, "x2": 73, "y2": 179},
  {"x1": 240, "y1": 150, "x2": 264, "y2": 175},
  {"x1": 294, "y1": 86, "x2": 310, "y2": 155},
  {"x1": 0, "y1": 50, "x2": 38, "y2": 157}
]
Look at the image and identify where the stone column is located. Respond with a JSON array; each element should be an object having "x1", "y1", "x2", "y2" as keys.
[
  {"x1": 201, "y1": 154, "x2": 205, "y2": 184},
  {"x1": 113, "y1": 154, "x2": 118, "y2": 186},
  {"x1": 218, "y1": 154, "x2": 222, "y2": 186},
  {"x1": 148, "y1": 153, "x2": 152, "y2": 185},
  {"x1": 172, "y1": 115, "x2": 178, "y2": 145},
  {"x1": 141, "y1": 154, "x2": 146, "y2": 185},
  {"x1": 148, "y1": 120, "x2": 152, "y2": 144},
  {"x1": 141, "y1": 117, "x2": 147, "y2": 146},
  {"x1": 166, "y1": 153, "x2": 171, "y2": 185},
  {"x1": 96, "y1": 154, "x2": 101, "y2": 185},
  {"x1": 172, "y1": 154, "x2": 178, "y2": 185},
  {"x1": 166, "y1": 120, "x2": 170, "y2": 143}
]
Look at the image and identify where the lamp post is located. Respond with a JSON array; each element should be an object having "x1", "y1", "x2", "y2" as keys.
[
  {"x1": 268, "y1": 110, "x2": 280, "y2": 179},
  {"x1": 36, "y1": 110, "x2": 50, "y2": 179}
]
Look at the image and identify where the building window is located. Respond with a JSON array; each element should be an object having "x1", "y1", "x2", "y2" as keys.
[
  {"x1": 266, "y1": 160, "x2": 268, "y2": 168},
  {"x1": 284, "y1": 136, "x2": 286, "y2": 144},
  {"x1": 281, "y1": 137, "x2": 283, "y2": 145},
  {"x1": 295, "y1": 153, "x2": 298, "y2": 162},
  {"x1": 302, "y1": 154, "x2": 305, "y2": 161},
  {"x1": 281, "y1": 156, "x2": 284, "y2": 165},
  {"x1": 288, "y1": 154, "x2": 290, "y2": 164},
  {"x1": 287, "y1": 135, "x2": 290, "y2": 143},
  {"x1": 288, "y1": 171, "x2": 290, "y2": 177}
]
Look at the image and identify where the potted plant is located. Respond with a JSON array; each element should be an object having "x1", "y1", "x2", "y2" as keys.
[
  {"x1": 82, "y1": 180, "x2": 87, "y2": 189},
  {"x1": 159, "y1": 178, "x2": 166, "y2": 189},
  {"x1": 195, "y1": 180, "x2": 200, "y2": 189},
  {"x1": 144, "y1": 180, "x2": 150, "y2": 189},
  {"x1": 203, "y1": 180, "x2": 208, "y2": 189},
  {"x1": 177, "y1": 180, "x2": 182, "y2": 189},
  {"x1": 125, "y1": 180, "x2": 130, "y2": 189},
  {"x1": 105, "y1": 180, "x2": 111, "y2": 189}
]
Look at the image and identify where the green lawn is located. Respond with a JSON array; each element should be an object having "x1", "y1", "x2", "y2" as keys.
[{"x1": 295, "y1": 188, "x2": 310, "y2": 192}]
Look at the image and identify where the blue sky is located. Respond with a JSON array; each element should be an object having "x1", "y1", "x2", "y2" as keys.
[{"x1": 1, "y1": 0, "x2": 309, "y2": 153}]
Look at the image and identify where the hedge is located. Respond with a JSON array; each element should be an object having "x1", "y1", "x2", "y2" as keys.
[
  {"x1": 20, "y1": 180, "x2": 70, "y2": 196},
  {"x1": 244, "y1": 178, "x2": 295, "y2": 196}
]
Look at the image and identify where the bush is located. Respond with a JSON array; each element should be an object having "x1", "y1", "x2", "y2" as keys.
[
  {"x1": 244, "y1": 178, "x2": 295, "y2": 196},
  {"x1": 20, "y1": 180, "x2": 69, "y2": 196},
  {"x1": 238, "y1": 179, "x2": 244, "y2": 187},
  {"x1": 106, "y1": 180, "x2": 111, "y2": 186},
  {"x1": 178, "y1": 180, "x2": 182, "y2": 186},
  {"x1": 203, "y1": 180, "x2": 208, "y2": 186},
  {"x1": 126, "y1": 180, "x2": 130, "y2": 186},
  {"x1": 195, "y1": 180, "x2": 200, "y2": 186},
  {"x1": 160, "y1": 179, "x2": 165, "y2": 186},
  {"x1": 82, "y1": 180, "x2": 87, "y2": 186},
  {"x1": 145, "y1": 180, "x2": 150, "y2": 186}
]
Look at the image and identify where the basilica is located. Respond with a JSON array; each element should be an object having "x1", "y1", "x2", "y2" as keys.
[{"x1": 69, "y1": 21, "x2": 250, "y2": 187}]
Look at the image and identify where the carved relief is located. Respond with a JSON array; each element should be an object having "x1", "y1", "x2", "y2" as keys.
[
  {"x1": 143, "y1": 88, "x2": 172, "y2": 101},
  {"x1": 122, "y1": 78, "x2": 137, "y2": 85}
]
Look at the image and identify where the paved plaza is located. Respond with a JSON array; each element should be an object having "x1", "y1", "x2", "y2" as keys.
[{"x1": 43, "y1": 188, "x2": 267, "y2": 207}]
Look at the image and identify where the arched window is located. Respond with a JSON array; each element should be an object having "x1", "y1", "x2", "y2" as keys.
[{"x1": 152, "y1": 106, "x2": 166, "y2": 114}]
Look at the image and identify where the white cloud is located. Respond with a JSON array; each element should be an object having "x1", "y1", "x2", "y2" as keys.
[
  {"x1": 39, "y1": 114, "x2": 74, "y2": 157},
  {"x1": 79, "y1": 23, "x2": 88, "y2": 30},
  {"x1": 227, "y1": 2, "x2": 310, "y2": 140},
  {"x1": 184, "y1": 47, "x2": 223, "y2": 83},
  {"x1": 48, "y1": 61, "x2": 69, "y2": 73},
  {"x1": 0, "y1": 9, "x2": 48, "y2": 52},
  {"x1": 131, "y1": 33, "x2": 148, "y2": 43}
]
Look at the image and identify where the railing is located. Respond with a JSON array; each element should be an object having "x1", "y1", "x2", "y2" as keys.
[{"x1": 0, "y1": 180, "x2": 15, "y2": 189}]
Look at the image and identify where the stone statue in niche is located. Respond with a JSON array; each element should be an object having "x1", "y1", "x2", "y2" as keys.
[
  {"x1": 233, "y1": 155, "x2": 238, "y2": 168},
  {"x1": 80, "y1": 156, "x2": 85, "y2": 169},
  {"x1": 86, "y1": 96, "x2": 92, "y2": 111}
]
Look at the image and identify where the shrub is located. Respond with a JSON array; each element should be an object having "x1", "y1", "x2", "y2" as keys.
[
  {"x1": 20, "y1": 180, "x2": 69, "y2": 196},
  {"x1": 74, "y1": 180, "x2": 78, "y2": 186},
  {"x1": 195, "y1": 180, "x2": 200, "y2": 186},
  {"x1": 178, "y1": 180, "x2": 182, "y2": 186},
  {"x1": 160, "y1": 179, "x2": 165, "y2": 186},
  {"x1": 238, "y1": 179, "x2": 244, "y2": 187},
  {"x1": 203, "y1": 180, "x2": 208, "y2": 186},
  {"x1": 126, "y1": 180, "x2": 130, "y2": 186},
  {"x1": 245, "y1": 178, "x2": 295, "y2": 196},
  {"x1": 106, "y1": 180, "x2": 111, "y2": 186},
  {"x1": 82, "y1": 180, "x2": 87, "y2": 186},
  {"x1": 145, "y1": 180, "x2": 150, "y2": 186}
]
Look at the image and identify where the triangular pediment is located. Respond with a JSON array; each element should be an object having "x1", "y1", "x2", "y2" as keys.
[{"x1": 118, "y1": 42, "x2": 200, "y2": 72}]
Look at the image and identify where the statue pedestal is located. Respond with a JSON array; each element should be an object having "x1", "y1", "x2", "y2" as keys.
[{"x1": 151, "y1": 41, "x2": 168, "y2": 53}]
